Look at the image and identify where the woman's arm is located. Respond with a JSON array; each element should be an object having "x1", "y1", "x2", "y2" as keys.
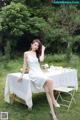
[
  {"x1": 22, "y1": 52, "x2": 28, "y2": 78},
  {"x1": 39, "y1": 45, "x2": 45, "y2": 62},
  {"x1": 18, "y1": 52, "x2": 28, "y2": 81}
]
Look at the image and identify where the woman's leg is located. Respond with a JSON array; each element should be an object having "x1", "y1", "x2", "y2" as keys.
[
  {"x1": 47, "y1": 80, "x2": 60, "y2": 107},
  {"x1": 43, "y1": 82, "x2": 57, "y2": 120}
]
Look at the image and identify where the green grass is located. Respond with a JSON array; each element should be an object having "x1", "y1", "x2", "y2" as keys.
[{"x1": 0, "y1": 54, "x2": 80, "y2": 120}]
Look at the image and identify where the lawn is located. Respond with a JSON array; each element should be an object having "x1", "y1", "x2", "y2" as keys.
[{"x1": 0, "y1": 54, "x2": 80, "y2": 120}]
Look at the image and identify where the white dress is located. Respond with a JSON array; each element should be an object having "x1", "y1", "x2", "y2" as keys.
[{"x1": 27, "y1": 53, "x2": 49, "y2": 90}]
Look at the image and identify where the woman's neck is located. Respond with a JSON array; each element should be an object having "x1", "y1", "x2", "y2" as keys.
[
  {"x1": 30, "y1": 50, "x2": 35, "y2": 53},
  {"x1": 30, "y1": 50, "x2": 36, "y2": 55}
]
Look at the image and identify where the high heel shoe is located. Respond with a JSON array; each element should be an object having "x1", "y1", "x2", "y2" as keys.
[
  {"x1": 49, "y1": 111, "x2": 54, "y2": 120},
  {"x1": 54, "y1": 101, "x2": 60, "y2": 108},
  {"x1": 49, "y1": 111, "x2": 57, "y2": 120}
]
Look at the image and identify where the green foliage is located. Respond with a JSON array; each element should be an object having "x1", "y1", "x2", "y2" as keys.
[
  {"x1": 25, "y1": 0, "x2": 48, "y2": 7},
  {"x1": 0, "y1": 40, "x2": 11, "y2": 66},
  {"x1": 29, "y1": 17, "x2": 49, "y2": 35},
  {"x1": 0, "y1": 2, "x2": 51, "y2": 57},
  {"x1": 1, "y1": 2, "x2": 31, "y2": 37},
  {"x1": 5, "y1": 40, "x2": 11, "y2": 60},
  {"x1": 0, "y1": 2, "x2": 80, "y2": 59},
  {"x1": 0, "y1": 2, "x2": 50, "y2": 39},
  {"x1": 0, "y1": 11, "x2": 2, "y2": 31},
  {"x1": 11, "y1": 0, "x2": 25, "y2": 4},
  {"x1": 4, "y1": 0, "x2": 25, "y2": 5},
  {"x1": 45, "y1": 54, "x2": 66, "y2": 64}
]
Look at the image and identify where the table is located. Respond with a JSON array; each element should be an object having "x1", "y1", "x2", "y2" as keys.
[{"x1": 4, "y1": 68, "x2": 78, "y2": 109}]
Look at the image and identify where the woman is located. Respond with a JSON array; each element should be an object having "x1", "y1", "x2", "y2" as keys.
[{"x1": 19, "y1": 39, "x2": 60, "y2": 120}]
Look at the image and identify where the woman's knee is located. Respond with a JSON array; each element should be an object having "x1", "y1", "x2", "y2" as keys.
[
  {"x1": 43, "y1": 80, "x2": 53, "y2": 91},
  {"x1": 46, "y1": 80, "x2": 53, "y2": 85},
  {"x1": 46, "y1": 80, "x2": 54, "y2": 90},
  {"x1": 43, "y1": 83, "x2": 49, "y2": 93}
]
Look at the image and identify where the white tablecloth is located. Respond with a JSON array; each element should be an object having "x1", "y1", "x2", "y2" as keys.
[{"x1": 4, "y1": 68, "x2": 78, "y2": 108}]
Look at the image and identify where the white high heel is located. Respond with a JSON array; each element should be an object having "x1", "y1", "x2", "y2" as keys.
[
  {"x1": 49, "y1": 111, "x2": 58, "y2": 120},
  {"x1": 54, "y1": 101, "x2": 60, "y2": 108},
  {"x1": 49, "y1": 112, "x2": 54, "y2": 120}
]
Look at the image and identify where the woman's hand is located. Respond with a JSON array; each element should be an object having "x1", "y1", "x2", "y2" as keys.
[{"x1": 42, "y1": 45, "x2": 45, "y2": 51}]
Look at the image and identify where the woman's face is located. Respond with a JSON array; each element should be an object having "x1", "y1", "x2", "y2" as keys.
[{"x1": 31, "y1": 42, "x2": 39, "y2": 51}]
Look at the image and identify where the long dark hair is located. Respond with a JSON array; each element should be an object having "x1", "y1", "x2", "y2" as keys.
[{"x1": 30, "y1": 39, "x2": 42, "y2": 61}]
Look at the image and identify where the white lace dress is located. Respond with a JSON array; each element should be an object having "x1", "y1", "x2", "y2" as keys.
[{"x1": 27, "y1": 53, "x2": 49, "y2": 90}]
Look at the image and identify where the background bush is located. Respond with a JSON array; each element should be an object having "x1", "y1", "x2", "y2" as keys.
[{"x1": 0, "y1": 1, "x2": 80, "y2": 59}]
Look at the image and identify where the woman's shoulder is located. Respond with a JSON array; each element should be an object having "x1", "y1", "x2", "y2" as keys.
[{"x1": 24, "y1": 51, "x2": 30, "y2": 57}]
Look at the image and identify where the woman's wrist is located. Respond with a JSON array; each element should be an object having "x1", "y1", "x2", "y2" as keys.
[
  {"x1": 42, "y1": 48, "x2": 45, "y2": 55},
  {"x1": 42, "y1": 45, "x2": 45, "y2": 52}
]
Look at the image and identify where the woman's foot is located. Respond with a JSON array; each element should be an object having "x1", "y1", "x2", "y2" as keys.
[
  {"x1": 49, "y1": 112, "x2": 54, "y2": 120},
  {"x1": 53, "y1": 100, "x2": 60, "y2": 108},
  {"x1": 49, "y1": 111, "x2": 57, "y2": 120}
]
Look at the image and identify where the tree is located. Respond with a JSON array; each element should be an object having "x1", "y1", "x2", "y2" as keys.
[
  {"x1": 0, "y1": 2, "x2": 49, "y2": 56},
  {"x1": 1, "y1": 2, "x2": 31, "y2": 37},
  {"x1": 0, "y1": 2, "x2": 31, "y2": 57}
]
